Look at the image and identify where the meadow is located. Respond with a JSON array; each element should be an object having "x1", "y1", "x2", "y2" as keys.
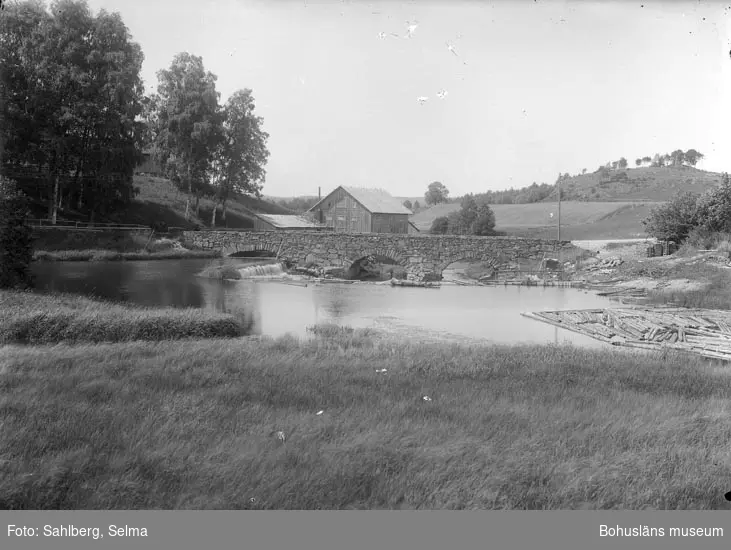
[
  {"x1": 2, "y1": 289, "x2": 731, "y2": 509},
  {"x1": 409, "y1": 201, "x2": 658, "y2": 239}
]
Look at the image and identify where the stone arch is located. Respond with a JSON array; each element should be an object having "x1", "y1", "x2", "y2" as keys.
[
  {"x1": 345, "y1": 247, "x2": 409, "y2": 269},
  {"x1": 436, "y1": 253, "x2": 501, "y2": 278},
  {"x1": 222, "y1": 241, "x2": 280, "y2": 258}
]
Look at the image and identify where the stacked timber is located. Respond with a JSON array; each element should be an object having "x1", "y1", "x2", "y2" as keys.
[
  {"x1": 521, "y1": 307, "x2": 731, "y2": 361},
  {"x1": 390, "y1": 279, "x2": 441, "y2": 288}
]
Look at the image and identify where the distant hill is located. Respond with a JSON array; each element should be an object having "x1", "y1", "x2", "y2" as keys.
[{"x1": 548, "y1": 166, "x2": 723, "y2": 202}]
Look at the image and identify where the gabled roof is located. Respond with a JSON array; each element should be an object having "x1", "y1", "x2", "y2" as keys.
[
  {"x1": 255, "y1": 214, "x2": 325, "y2": 229},
  {"x1": 308, "y1": 186, "x2": 412, "y2": 215}
]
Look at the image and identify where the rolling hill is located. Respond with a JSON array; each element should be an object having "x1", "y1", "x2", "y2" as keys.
[{"x1": 549, "y1": 166, "x2": 723, "y2": 202}]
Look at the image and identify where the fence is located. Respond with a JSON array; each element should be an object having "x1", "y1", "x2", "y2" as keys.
[{"x1": 26, "y1": 219, "x2": 151, "y2": 231}]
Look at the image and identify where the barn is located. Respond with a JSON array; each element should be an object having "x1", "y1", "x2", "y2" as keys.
[{"x1": 307, "y1": 186, "x2": 413, "y2": 234}]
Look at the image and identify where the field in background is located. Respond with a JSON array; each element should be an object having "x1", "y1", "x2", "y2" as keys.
[{"x1": 410, "y1": 201, "x2": 657, "y2": 239}]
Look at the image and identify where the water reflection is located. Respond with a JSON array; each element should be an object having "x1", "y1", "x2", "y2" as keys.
[{"x1": 32, "y1": 259, "x2": 619, "y2": 347}]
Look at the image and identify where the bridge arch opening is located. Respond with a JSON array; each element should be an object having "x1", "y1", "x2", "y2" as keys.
[
  {"x1": 346, "y1": 252, "x2": 408, "y2": 281},
  {"x1": 439, "y1": 257, "x2": 500, "y2": 283},
  {"x1": 225, "y1": 243, "x2": 278, "y2": 259}
]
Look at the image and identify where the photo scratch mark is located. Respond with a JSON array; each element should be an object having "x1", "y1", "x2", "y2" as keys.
[
  {"x1": 405, "y1": 20, "x2": 419, "y2": 39},
  {"x1": 416, "y1": 96, "x2": 429, "y2": 105}
]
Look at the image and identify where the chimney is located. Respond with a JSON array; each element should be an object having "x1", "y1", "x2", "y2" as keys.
[{"x1": 318, "y1": 187, "x2": 321, "y2": 200}]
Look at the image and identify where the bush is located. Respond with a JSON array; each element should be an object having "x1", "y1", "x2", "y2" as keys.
[
  {"x1": 0, "y1": 177, "x2": 34, "y2": 289},
  {"x1": 695, "y1": 173, "x2": 731, "y2": 234},
  {"x1": 430, "y1": 216, "x2": 449, "y2": 234},
  {"x1": 642, "y1": 191, "x2": 699, "y2": 242}
]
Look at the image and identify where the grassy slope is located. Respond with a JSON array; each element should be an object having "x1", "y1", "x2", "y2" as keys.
[
  {"x1": 120, "y1": 176, "x2": 295, "y2": 229},
  {"x1": 553, "y1": 166, "x2": 723, "y2": 202},
  {"x1": 27, "y1": 176, "x2": 294, "y2": 230},
  {"x1": 2, "y1": 327, "x2": 731, "y2": 509}
]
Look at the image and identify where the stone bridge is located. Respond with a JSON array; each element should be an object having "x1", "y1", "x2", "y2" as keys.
[{"x1": 182, "y1": 230, "x2": 578, "y2": 281}]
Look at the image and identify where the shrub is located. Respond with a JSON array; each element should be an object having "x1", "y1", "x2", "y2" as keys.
[
  {"x1": 642, "y1": 191, "x2": 699, "y2": 242},
  {"x1": 430, "y1": 216, "x2": 449, "y2": 234},
  {"x1": 0, "y1": 177, "x2": 34, "y2": 289},
  {"x1": 695, "y1": 173, "x2": 731, "y2": 234}
]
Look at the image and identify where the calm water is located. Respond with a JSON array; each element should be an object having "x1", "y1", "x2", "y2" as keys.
[{"x1": 31, "y1": 258, "x2": 619, "y2": 347}]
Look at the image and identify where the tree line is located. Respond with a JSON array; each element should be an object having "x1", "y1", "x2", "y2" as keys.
[{"x1": 1, "y1": 0, "x2": 270, "y2": 227}]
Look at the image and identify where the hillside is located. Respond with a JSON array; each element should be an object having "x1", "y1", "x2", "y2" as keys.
[
  {"x1": 409, "y1": 201, "x2": 658, "y2": 240},
  {"x1": 27, "y1": 176, "x2": 295, "y2": 229},
  {"x1": 550, "y1": 166, "x2": 723, "y2": 202}
]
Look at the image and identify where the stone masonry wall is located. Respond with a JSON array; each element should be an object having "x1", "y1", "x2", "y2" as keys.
[{"x1": 182, "y1": 230, "x2": 578, "y2": 281}]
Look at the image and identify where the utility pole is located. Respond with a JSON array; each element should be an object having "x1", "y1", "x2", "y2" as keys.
[{"x1": 556, "y1": 175, "x2": 562, "y2": 242}]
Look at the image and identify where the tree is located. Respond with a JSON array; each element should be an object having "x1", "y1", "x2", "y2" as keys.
[
  {"x1": 670, "y1": 149, "x2": 685, "y2": 167},
  {"x1": 635, "y1": 158, "x2": 642, "y2": 167},
  {"x1": 459, "y1": 194, "x2": 478, "y2": 228},
  {"x1": 618, "y1": 157, "x2": 628, "y2": 169},
  {"x1": 684, "y1": 149, "x2": 703, "y2": 167},
  {"x1": 1, "y1": 0, "x2": 145, "y2": 223},
  {"x1": 413, "y1": 199, "x2": 421, "y2": 210},
  {"x1": 642, "y1": 190, "x2": 700, "y2": 242},
  {"x1": 472, "y1": 203, "x2": 496, "y2": 235},
  {"x1": 430, "y1": 216, "x2": 449, "y2": 234},
  {"x1": 0, "y1": 177, "x2": 34, "y2": 289},
  {"x1": 155, "y1": 52, "x2": 222, "y2": 220},
  {"x1": 210, "y1": 89, "x2": 269, "y2": 226},
  {"x1": 402, "y1": 199, "x2": 413, "y2": 210},
  {"x1": 581, "y1": 168, "x2": 587, "y2": 175},
  {"x1": 642, "y1": 156, "x2": 652, "y2": 165},
  {"x1": 424, "y1": 181, "x2": 449, "y2": 205},
  {"x1": 694, "y1": 173, "x2": 731, "y2": 233}
]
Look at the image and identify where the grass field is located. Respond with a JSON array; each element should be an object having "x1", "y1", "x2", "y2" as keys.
[
  {"x1": 409, "y1": 201, "x2": 657, "y2": 239},
  {"x1": 2, "y1": 323, "x2": 731, "y2": 509}
]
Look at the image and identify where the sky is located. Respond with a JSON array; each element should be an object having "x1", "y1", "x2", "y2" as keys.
[{"x1": 85, "y1": 0, "x2": 731, "y2": 199}]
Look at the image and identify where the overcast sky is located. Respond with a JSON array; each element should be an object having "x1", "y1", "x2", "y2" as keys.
[{"x1": 86, "y1": 0, "x2": 731, "y2": 198}]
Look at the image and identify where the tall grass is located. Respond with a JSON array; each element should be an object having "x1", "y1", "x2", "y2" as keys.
[
  {"x1": 0, "y1": 291, "x2": 246, "y2": 344},
  {"x1": 1, "y1": 329, "x2": 730, "y2": 509},
  {"x1": 33, "y1": 248, "x2": 221, "y2": 262}
]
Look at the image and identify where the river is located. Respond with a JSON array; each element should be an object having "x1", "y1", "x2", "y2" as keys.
[{"x1": 31, "y1": 258, "x2": 620, "y2": 347}]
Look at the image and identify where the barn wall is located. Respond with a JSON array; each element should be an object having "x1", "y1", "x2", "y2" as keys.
[
  {"x1": 371, "y1": 213, "x2": 409, "y2": 234},
  {"x1": 315, "y1": 187, "x2": 371, "y2": 232}
]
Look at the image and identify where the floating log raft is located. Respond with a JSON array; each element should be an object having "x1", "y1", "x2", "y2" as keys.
[
  {"x1": 390, "y1": 279, "x2": 441, "y2": 288},
  {"x1": 521, "y1": 307, "x2": 731, "y2": 362}
]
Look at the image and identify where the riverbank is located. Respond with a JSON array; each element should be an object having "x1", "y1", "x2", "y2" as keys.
[
  {"x1": 0, "y1": 291, "x2": 248, "y2": 344},
  {"x1": 33, "y1": 248, "x2": 221, "y2": 262},
  {"x1": 1, "y1": 322, "x2": 729, "y2": 509}
]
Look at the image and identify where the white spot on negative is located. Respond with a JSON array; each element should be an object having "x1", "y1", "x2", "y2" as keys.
[
  {"x1": 436, "y1": 90, "x2": 448, "y2": 99},
  {"x1": 416, "y1": 96, "x2": 429, "y2": 105}
]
